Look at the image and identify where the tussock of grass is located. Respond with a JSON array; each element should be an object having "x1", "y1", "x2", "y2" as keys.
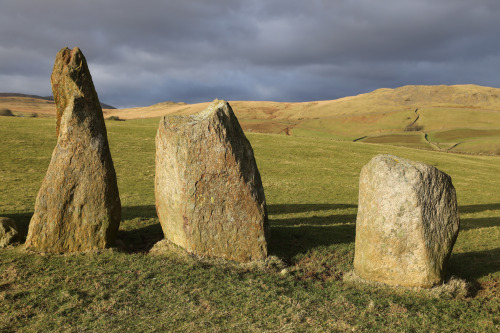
[
  {"x1": 343, "y1": 271, "x2": 470, "y2": 299},
  {"x1": 150, "y1": 239, "x2": 287, "y2": 273}
]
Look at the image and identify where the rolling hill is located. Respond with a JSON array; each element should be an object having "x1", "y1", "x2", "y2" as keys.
[
  {"x1": 2, "y1": 84, "x2": 500, "y2": 154},
  {"x1": 0, "y1": 93, "x2": 116, "y2": 116},
  {"x1": 104, "y1": 84, "x2": 500, "y2": 155}
]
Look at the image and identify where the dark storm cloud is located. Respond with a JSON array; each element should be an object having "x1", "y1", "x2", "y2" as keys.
[{"x1": 1, "y1": 0, "x2": 500, "y2": 107}]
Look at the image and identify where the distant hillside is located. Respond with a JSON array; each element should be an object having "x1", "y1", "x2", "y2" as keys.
[
  {"x1": 0, "y1": 93, "x2": 54, "y2": 101},
  {"x1": 0, "y1": 93, "x2": 116, "y2": 110},
  {"x1": 103, "y1": 84, "x2": 500, "y2": 155},
  {"x1": 2, "y1": 85, "x2": 499, "y2": 155},
  {"x1": 289, "y1": 85, "x2": 500, "y2": 155}
]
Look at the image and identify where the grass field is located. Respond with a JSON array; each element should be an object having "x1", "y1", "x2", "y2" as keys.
[
  {"x1": 360, "y1": 133, "x2": 433, "y2": 151},
  {"x1": 1, "y1": 116, "x2": 499, "y2": 332}
]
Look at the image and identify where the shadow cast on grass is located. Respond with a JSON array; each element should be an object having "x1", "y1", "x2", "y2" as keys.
[
  {"x1": 1, "y1": 206, "x2": 163, "y2": 251},
  {"x1": 460, "y1": 217, "x2": 500, "y2": 231},
  {"x1": 267, "y1": 204, "x2": 357, "y2": 260},
  {"x1": 271, "y1": 214, "x2": 357, "y2": 227},
  {"x1": 458, "y1": 202, "x2": 500, "y2": 230},
  {"x1": 4, "y1": 204, "x2": 498, "y2": 288},
  {"x1": 118, "y1": 205, "x2": 163, "y2": 252},
  {"x1": 1, "y1": 205, "x2": 161, "y2": 241},
  {"x1": 121, "y1": 205, "x2": 158, "y2": 220},
  {"x1": 459, "y1": 203, "x2": 500, "y2": 214},
  {"x1": 119, "y1": 204, "x2": 359, "y2": 256},
  {"x1": 269, "y1": 223, "x2": 355, "y2": 261},
  {"x1": 2, "y1": 204, "x2": 358, "y2": 257},
  {"x1": 449, "y1": 247, "x2": 500, "y2": 294},
  {"x1": 118, "y1": 222, "x2": 164, "y2": 253},
  {"x1": 2, "y1": 212, "x2": 32, "y2": 241},
  {"x1": 268, "y1": 203, "x2": 357, "y2": 215}
]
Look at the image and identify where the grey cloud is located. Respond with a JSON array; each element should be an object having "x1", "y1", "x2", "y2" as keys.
[{"x1": 1, "y1": 0, "x2": 500, "y2": 107}]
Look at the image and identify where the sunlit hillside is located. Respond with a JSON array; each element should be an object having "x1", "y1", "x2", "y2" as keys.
[{"x1": 2, "y1": 84, "x2": 500, "y2": 154}]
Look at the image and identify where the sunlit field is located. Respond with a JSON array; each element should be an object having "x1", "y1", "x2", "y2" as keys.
[{"x1": 1, "y1": 116, "x2": 499, "y2": 332}]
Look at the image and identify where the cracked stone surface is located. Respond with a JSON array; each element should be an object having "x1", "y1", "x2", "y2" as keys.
[
  {"x1": 155, "y1": 99, "x2": 269, "y2": 262},
  {"x1": 25, "y1": 47, "x2": 121, "y2": 253},
  {"x1": 354, "y1": 154, "x2": 460, "y2": 288}
]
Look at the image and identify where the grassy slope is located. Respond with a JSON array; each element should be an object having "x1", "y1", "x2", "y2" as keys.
[
  {"x1": 0, "y1": 96, "x2": 55, "y2": 117},
  {"x1": 3, "y1": 84, "x2": 500, "y2": 154},
  {"x1": 293, "y1": 85, "x2": 500, "y2": 154},
  {"x1": 108, "y1": 84, "x2": 500, "y2": 155},
  {"x1": 0, "y1": 96, "x2": 114, "y2": 118},
  {"x1": 0, "y1": 117, "x2": 499, "y2": 332}
]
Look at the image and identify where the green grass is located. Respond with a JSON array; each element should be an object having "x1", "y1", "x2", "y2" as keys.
[
  {"x1": 291, "y1": 105, "x2": 500, "y2": 155},
  {"x1": 418, "y1": 107, "x2": 500, "y2": 132},
  {"x1": 451, "y1": 137, "x2": 500, "y2": 155},
  {"x1": 428, "y1": 129, "x2": 500, "y2": 142},
  {"x1": 425, "y1": 129, "x2": 500, "y2": 155},
  {"x1": 293, "y1": 110, "x2": 415, "y2": 141},
  {"x1": 1, "y1": 116, "x2": 499, "y2": 332},
  {"x1": 362, "y1": 133, "x2": 424, "y2": 144},
  {"x1": 360, "y1": 133, "x2": 433, "y2": 150}
]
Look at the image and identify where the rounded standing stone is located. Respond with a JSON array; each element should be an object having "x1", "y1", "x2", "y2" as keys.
[{"x1": 354, "y1": 154, "x2": 460, "y2": 288}]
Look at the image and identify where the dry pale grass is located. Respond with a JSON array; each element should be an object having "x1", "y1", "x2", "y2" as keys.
[
  {"x1": 10, "y1": 84, "x2": 500, "y2": 122},
  {"x1": 149, "y1": 239, "x2": 287, "y2": 273},
  {"x1": 0, "y1": 96, "x2": 116, "y2": 118},
  {"x1": 103, "y1": 85, "x2": 500, "y2": 151},
  {"x1": 343, "y1": 271, "x2": 470, "y2": 299},
  {"x1": 3, "y1": 84, "x2": 500, "y2": 154},
  {"x1": 0, "y1": 97, "x2": 55, "y2": 116}
]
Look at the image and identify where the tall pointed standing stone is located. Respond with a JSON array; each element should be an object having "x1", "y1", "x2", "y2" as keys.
[
  {"x1": 25, "y1": 47, "x2": 121, "y2": 253},
  {"x1": 155, "y1": 99, "x2": 269, "y2": 262}
]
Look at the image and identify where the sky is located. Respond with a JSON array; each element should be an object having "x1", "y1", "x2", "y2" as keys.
[{"x1": 1, "y1": 0, "x2": 500, "y2": 108}]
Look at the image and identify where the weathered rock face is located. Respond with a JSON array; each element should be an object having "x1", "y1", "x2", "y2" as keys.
[
  {"x1": 354, "y1": 154, "x2": 460, "y2": 288},
  {"x1": 0, "y1": 217, "x2": 19, "y2": 248},
  {"x1": 155, "y1": 99, "x2": 269, "y2": 262},
  {"x1": 25, "y1": 47, "x2": 121, "y2": 253}
]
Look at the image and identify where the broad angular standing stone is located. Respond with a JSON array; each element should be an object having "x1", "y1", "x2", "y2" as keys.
[
  {"x1": 155, "y1": 99, "x2": 269, "y2": 262},
  {"x1": 354, "y1": 154, "x2": 460, "y2": 288},
  {"x1": 25, "y1": 47, "x2": 121, "y2": 253}
]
